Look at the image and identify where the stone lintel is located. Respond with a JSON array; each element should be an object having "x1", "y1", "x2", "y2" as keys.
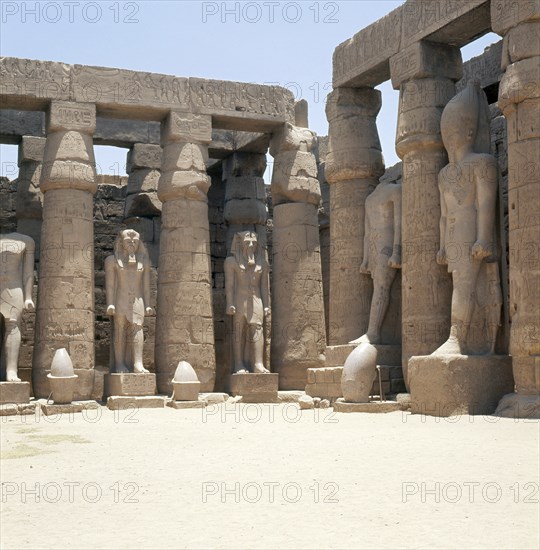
[
  {"x1": 333, "y1": 0, "x2": 489, "y2": 88},
  {"x1": 491, "y1": 0, "x2": 540, "y2": 35},
  {"x1": 161, "y1": 112, "x2": 212, "y2": 145},
  {"x1": 390, "y1": 41, "x2": 463, "y2": 89}
]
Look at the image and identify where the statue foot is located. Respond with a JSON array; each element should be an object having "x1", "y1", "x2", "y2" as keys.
[
  {"x1": 349, "y1": 334, "x2": 379, "y2": 345},
  {"x1": 253, "y1": 364, "x2": 269, "y2": 374},
  {"x1": 233, "y1": 367, "x2": 249, "y2": 374},
  {"x1": 5, "y1": 370, "x2": 21, "y2": 382},
  {"x1": 432, "y1": 337, "x2": 463, "y2": 356},
  {"x1": 133, "y1": 365, "x2": 149, "y2": 374}
]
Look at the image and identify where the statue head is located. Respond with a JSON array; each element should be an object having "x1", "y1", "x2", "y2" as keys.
[
  {"x1": 441, "y1": 81, "x2": 491, "y2": 155},
  {"x1": 113, "y1": 229, "x2": 148, "y2": 268},
  {"x1": 230, "y1": 230, "x2": 266, "y2": 271}
]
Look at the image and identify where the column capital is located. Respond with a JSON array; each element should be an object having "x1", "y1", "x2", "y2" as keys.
[
  {"x1": 491, "y1": 0, "x2": 540, "y2": 35},
  {"x1": 222, "y1": 152, "x2": 266, "y2": 180},
  {"x1": 47, "y1": 101, "x2": 96, "y2": 134},
  {"x1": 390, "y1": 41, "x2": 462, "y2": 90},
  {"x1": 326, "y1": 87, "x2": 382, "y2": 121},
  {"x1": 161, "y1": 111, "x2": 212, "y2": 145}
]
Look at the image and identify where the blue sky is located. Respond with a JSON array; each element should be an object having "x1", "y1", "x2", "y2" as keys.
[{"x1": 0, "y1": 0, "x2": 500, "y2": 178}]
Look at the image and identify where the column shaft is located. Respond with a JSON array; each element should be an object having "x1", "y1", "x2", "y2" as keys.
[{"x1": 33, "y1": 101, "x2": 97, "y2": 399}]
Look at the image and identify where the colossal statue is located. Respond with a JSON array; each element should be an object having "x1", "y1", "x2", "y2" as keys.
[
  {"x1": 225, "y1": 231, "x2": 270, "y2": 374},
  {"x1": 105, "y1": 229, "x2": 154, "y2": 373},
  {"x1": 350, "y1": 181, "x2": 402, "y2": 345},
  {"x1": 434, "y1": 81, "x2": 502, "y2": 356},
  {"x1": 0, "y1": 232, "x2": 35, "y2": 382}
]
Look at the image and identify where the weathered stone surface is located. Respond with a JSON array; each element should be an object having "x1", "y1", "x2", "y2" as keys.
[
  {"x1": 40, "y1": 400, "x2": 100, "y2": 416},
  {"x1": 495, "y1": 393, "x2": 540, "y2": 419},
  {"x1": 106, "y1": 395, "x2": 166, "y2": 409},
  {"x1": 0, "y1": 382, "x2": 30, "y2": 404},
  {"x1": 299, "y1": 394, "x2": 315, "y2": 409},
  {"x1": 333, "y1": 398, "x2": 402, "y2": 413},
  {"x1": 0, "y1": 58, "x2": 296, "y2": 130},
  {"x1": 277, "y1": 390, "x2": 305, "y2": 403},
  {"x1": 333, "y1": 0, "x2": 489, "y2": 87},
  {"x1": 409, "y1": 354, "x2": 514, "y2": 416},
  {"x1": 167, "y1": 399, "x2": 206, "y2": 409},
  {"x1": 0, "y1": 402, "x2": 38, "y2": 416},
  {"x1": 200, "y1": 392, "x2": 229, "y2": 404},
  {"x1": 341, "y1": 343, "x2": 378, "y2": 403},
  {"x1": 325, "y1": 344, "x2": 401, "y2": 368},
  {"x1": 230, "y1": 373, "x2": 278, "y2": 403},
  {"x1": 491, "y1": 0, "x2": 540, "y2": 35},
  {"x1": 104, "y1": 373, "x2": 156, "y2": 397}
]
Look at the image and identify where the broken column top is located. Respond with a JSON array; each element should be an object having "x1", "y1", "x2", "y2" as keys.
[{"x1": 0, "y1": 57, "x2": 296, "y2": 132}]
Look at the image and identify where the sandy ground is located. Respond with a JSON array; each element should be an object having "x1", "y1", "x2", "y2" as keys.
[{"x1": 0, "y1": 403, "x2": 539, "y2": 550}]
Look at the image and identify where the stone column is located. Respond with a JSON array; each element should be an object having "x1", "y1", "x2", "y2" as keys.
[
  {"x1": 155, "y1": 112, "x2": 215, "y2": 394},
  {"x1": 16, "y1": 136, "x2": 46, "y2": 248},
  {"x1": 492, "y1": 1, "x2": 540, "y2": 416},
  {"x1": 270, "y1": 110, "x2": 326, "y2": 389},
  {"x1": 390, "y1": 41, "x2": 462, "y2": 384},
  {"x1": 124, "y1": 143, "x2": 162, "y2": 219},
  {"x1": 325, "y1": 87, "x2": 384, "y2": 344},
  {"x1": 33, "y1": 101, "x2": 97, "y2": 399}
]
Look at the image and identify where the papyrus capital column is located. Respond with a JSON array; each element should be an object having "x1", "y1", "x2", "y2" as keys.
[
  {"x1": 325, "y1": 87, "x2": 385, "y2": 344},
  {"x1": 269, "y1": 106, "x2": 327, "y2": 389},
  {"x1": 33, "y1": 101, "x2": 97, "y2": 399},
  {"x1": 155, "y1": 112, "x2": 216, "y2": 393},
  {"x1": 492, "y1": 1, "x2": 540, "y2": 414},
  {"x1": 390, "y1": 41, "x2": 462, "y2": 384}
]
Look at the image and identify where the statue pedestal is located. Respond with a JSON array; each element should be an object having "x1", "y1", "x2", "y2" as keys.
[
  {"x1": 104, "y1": 373, "x2": 156, "y2": 397},
  {"x1": 230, "y1": 373, "x2": 279, "y2": 403},
  {"x1": 409, "y1": 354, "x2": 513, "y2": 416},
  {"x1": 0, "y1": 382, "x2": 30, "y2": 404}
]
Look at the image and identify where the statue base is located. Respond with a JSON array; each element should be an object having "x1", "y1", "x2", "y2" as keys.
[
  {"x1": 104, "y1": 373, "x2": 156, "y2": 397},
  {"x1": 172, "y1": 381, "x2": 200, "y2": 402},
  {"x1": 40, "y1": 400, "x2": 100, "y2": 417},
  {"x1": 230, "y1": 373, "x2": 279, "y2": 403},
  {"x1": 333, "y1": 398, "x2": 403, "y2": 414},
  {"x1": 106, "y1": 396, "x2": 166, "y2": 410},
  {"x1": 494, "y1": 393, "x2": 540, "y2": 419},
  {"x1": 0, "y1": 381, "x2": 30, "y2": 404},
  {"x1": 409, "y1": 354, "x2": 513, "y2": 416}
]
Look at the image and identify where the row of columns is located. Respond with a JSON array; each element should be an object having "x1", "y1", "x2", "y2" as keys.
[{"x1": 23, "y1": 102, "x2": 325, "y2": 397}]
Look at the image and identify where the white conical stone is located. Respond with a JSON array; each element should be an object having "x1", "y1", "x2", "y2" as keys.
[
  {"x1": 50, "y1": 348, "x2": 75, "y2": 377},
  {"x1": 341, "y1": 342, "x2": 378, "y2": 403},
  {"x1": 173, "y1": 361, "x2": 199, "y2": 383}
]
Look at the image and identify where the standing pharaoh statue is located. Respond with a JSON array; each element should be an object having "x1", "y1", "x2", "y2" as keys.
[
  {"x1": 434, "y1": 81, "x2": 502, "y2": 356},
  {"x1": 0, "y1": 233, "x2": 35, "y2": 382},
  {"x1": 350, "y1": 181, "x2": 402, "y2": 345},
  {"x1": 105, "y1": 229, "x2": 154, "y2": 373},
  {"x1": 225, "y1": 231, "x2": 270, "y2": 374}
]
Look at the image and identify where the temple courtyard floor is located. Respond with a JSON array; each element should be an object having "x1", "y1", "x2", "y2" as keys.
[{"x1": 1, "y1": 403, "x2": 539, "y2": 549}]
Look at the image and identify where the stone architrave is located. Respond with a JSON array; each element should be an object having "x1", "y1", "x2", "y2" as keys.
[
  {"x1": 492, "y1": 1, "x2": 540, "y2": 418},
  {"x1": 0, "y1": 233, "x2": 35, "y2": 382},
  {"x1": 155, "y1": 111, "x2": 216, "y2": 394},
  {"x1": 16, "y1": 136, "x2": 46, "y2": 247},
  {"x1": 349, "y1": 181, "x2": 402, "y2": 345},
  {"x1": 325, "y1": 87, "x2": 384, "y2": 344},
  {"x1": 269, "y1": 114, "x2": 327, "y2": 389},
  {"x1": 105, "y1": 229, "x2": 154, "y2": 374},
  {"x1": 390, "y1": 41, "x2": 463, "y2": 386},
  {"x1": 125, "y1": 143, "x2": 162, "y2": 218},
  {"x1": 33, "y1": 101, "x2": 97, "y2": 400},
  {"x1": 225, "y1": 231, "x2": 270, "y2": 374}
]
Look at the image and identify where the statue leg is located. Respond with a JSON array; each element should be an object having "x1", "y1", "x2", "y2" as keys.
[
  {"x1": 250, "y1": 323, "x2": 268, "y2": 373},
  {"x1": 434, "y1": 261, "x2": 483, "y2": 355},
  {"x1": 112, "y1": 315, "x2": 129, "y2": 373},
  {"x1": 4, "y1": 316, "x2": 22, "y2": 382},
  {"x1": 232, "y1": 315, "x2": 248, "y2": 374},
  {"x1": 132, "y1": 323, "x2": 148, "y2": 373}
]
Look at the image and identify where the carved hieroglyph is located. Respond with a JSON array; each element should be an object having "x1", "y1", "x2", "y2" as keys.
[
  {"x1": 350, "y1": 181, "x2": 402, "y2": 345},
  {"x1": 325, "y1": 87, "x2": 384, "y2": 344},
  {"x1": 225, "y1": 231, "x2": 270, "y2": 374},
  {"x1": 391, "y1": 41, "x2": 463, "y2": 384},
  {"x1": 0, "y1": 233, "x2": 35, "y2": 382},
  {"x1": 105, "y1": 229, "x2": 154, "y2": 373},
  {"x1": 155, "y1": 112, "x2": 216, "y2": 393},
  {"x1": 33, "y1": 101, "x2": 97, "y2": 399},
  {"x1": 434, "y1": 81, "x2": 503, "y2": 356}
]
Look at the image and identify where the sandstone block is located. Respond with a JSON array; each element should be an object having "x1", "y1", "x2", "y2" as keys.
[
  {"x1": 333, "y1": 398, "x2": 401, "y2": 413},
  {"x1": 127, "y1": 143, "x2": 162, "y2": 171},
  {"x1": 104, "y1": 373, "x2": 156, "y2": 397},
  {"x1": 0, "y1": 402, "x2": 38, "y2": 416},
  {"x1": 0, "y1": 382, "x2": 30, "y2": 404},
  {"x1": 409, "y1": 354, "x2": 514, "y2": 416},
  {"x1": 167, "y1": 400, "x2": 206, "y2": 409},
  {"x1": 40, "y1": 400, "x2": 100, "y2": 416},
  {"x1": 106, "y1": 396, "x2": 166, "y2": 410},
  {"x1": 230, "y1": 373, "x2": 279, "y2": 403}
]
